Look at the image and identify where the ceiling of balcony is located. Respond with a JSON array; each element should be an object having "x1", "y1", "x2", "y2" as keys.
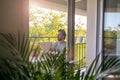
[
  {"x1": 30, "y1": 0, "x2": 87, "y2": 15},
  {"x1": 45, "y1": 0, "x2": 87, "y2": 11}
]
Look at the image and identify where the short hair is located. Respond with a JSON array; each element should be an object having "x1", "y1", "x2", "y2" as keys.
[{"x1": 58, "y1": 29, "x2": 66, "y2": 39}]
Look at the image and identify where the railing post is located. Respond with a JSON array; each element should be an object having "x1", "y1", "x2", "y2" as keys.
[{"x1": 48, "y1": 37, "x2": 50, "y2": 42}]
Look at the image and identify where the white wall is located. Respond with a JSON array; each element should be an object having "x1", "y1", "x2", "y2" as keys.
[
  {"x1": 0, "y1": 0, "x2": 29, "y2": 35},
  {"x1": 86, "y1": 0, "x2": 97, "y2": 66}
]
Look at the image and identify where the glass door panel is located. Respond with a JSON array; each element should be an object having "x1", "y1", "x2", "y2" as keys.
[{"x1": 103, "y1": 0, "x2": 120, "y2": 56}]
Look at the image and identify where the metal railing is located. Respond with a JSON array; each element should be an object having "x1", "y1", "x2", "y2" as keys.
[
  {"x1": 29, "y1": 36, "x2": 57, "y2": 42},
  {"x1": 75, "y1": 43, "x2": 86, "y2": 68},
  {"x1": 29, "y1": 36, "x2": 86, "y2": 68}
]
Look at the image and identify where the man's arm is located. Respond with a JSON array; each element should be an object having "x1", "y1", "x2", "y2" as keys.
[{"x1": 50, "y1": 42, "x2": 57, "y2": 52}]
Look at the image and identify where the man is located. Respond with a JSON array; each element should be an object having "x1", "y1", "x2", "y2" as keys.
[{"x1": 51, "y1": 29, "x2": 66, "y2": 52}]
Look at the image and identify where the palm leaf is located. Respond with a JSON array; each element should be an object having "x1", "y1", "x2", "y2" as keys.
[
  {"x1": 81, "y1": 53, "x2": 120, "y2": 80},
  {"x1": 1, "y1": 32, "x2": 120, "y2": 80}
]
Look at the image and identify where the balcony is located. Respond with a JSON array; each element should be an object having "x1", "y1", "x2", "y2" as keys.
[
  {"x1": 1, "y1": 0, "x2": 120, "y2": 79},
  {"x1": 29, "y1": 36, "x2": 86, "y2": 68}
]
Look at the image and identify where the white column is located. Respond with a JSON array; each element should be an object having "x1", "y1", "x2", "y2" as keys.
[{"x1": 86, "y1": 0, "x2": 97, "y2": 66}]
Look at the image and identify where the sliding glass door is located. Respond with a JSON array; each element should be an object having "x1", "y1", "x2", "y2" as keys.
[{"x1": 103, "y1": 0, "x2": 120, "y2": 56}]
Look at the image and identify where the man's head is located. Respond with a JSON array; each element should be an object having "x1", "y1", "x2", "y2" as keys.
[{"x1": 57, "y1": 29, "x2": 66, "y2": 41}]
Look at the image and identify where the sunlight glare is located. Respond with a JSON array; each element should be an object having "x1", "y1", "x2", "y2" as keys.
[{"x1": 29, "y1": 0, "x2": 39, "y2": 9}]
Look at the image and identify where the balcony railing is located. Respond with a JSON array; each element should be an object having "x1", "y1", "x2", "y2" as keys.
[
  {"x1": 29, "y1": 36, "x2": 86, "y2": 68},
  {"x1": 75, "y1": 43, "x2": 86, "y2": 68}
]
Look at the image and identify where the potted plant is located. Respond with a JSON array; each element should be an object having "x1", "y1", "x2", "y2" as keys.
[{"x1": 0, "y1": 32, "x2": 120, "y2": 80}]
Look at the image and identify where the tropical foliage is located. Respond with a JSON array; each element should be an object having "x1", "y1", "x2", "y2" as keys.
[
  {"x1": 29, "y1": 8, "x2": 67, "y2": 37},
  {"x1": 0, "y1": 33, "x2": 120, "y2": 80},
  {"x1": 29, "y1": 7, "x2": 86, "y2": 39},
  {"x1": 0, "y1": 33, "x2": 79, "y2": 80},
  {"x1": 82, "y1": 54, "x2": 120, "y2": 80}
]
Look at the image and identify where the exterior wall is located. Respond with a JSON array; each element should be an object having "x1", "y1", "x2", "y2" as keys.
[
  {"x1": 0, "y1": 0, "x2": 29, "y2": 35},
  {"x1": 86, "y1": 0, "x2": 97, "y2": 66}
]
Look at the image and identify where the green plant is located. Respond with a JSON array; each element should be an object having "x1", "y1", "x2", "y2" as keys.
[
  {"x1": 81, "y1": 54, "x2": 120, "y2": 80},
  {"x1": 0, "y1": 33, "x2": 79, "y2": 80},
  {"x1": 0, "y1": 32, "x2": 37, "y2": 80},
  {"x1": 96, "y1": 65, "x2": 120, "y2": 80},
  {"x1": 0, "y1": 33, "x2": 120, "y2": 80}
]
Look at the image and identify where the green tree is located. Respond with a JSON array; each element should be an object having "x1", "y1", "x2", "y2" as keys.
[
  {"x1": 104, "y1": 29, "x2": 117, "y2": 53},
  {"x1": 29, "y1": 7, "x2": 87, "y2": 42},
  {"x1": 29, "y1": 8, "x2": 67, "y2": 38}
]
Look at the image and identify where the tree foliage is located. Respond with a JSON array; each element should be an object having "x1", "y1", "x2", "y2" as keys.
[
  {"x1": 104, "y1": 29, "x2": 117, "y2": 53},
  {"x1": 29, "y1": 8, "x2": 67, "y2": 37},
  {"x1": 29, "y1": 7, "x2": 87, "y2": 39}
]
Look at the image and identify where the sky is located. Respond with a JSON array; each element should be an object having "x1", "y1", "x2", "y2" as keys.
[{"x1": 104, "y1": 12, "x2": 120, "y2": 30}]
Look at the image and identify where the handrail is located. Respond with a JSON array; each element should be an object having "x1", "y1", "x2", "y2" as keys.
[{"x1": 29, "y1": 36, "x2": 86, "y2": 68}]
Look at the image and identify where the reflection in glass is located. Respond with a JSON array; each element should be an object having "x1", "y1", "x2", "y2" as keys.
[{"x1": 104, "y1": 0, "x2": 120, "y2": 56}]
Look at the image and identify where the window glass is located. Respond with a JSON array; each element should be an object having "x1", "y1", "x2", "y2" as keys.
[{"x1": 104, "y1": 0, "x2": 120, "y2": 56}]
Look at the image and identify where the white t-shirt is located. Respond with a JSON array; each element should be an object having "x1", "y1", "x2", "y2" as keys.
[{"x1": 52, "y1": 41, "x2": 66, "y2": 52}]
